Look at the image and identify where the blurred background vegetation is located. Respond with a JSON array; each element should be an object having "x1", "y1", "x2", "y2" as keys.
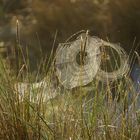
[{"x1": 0, "y1": 0, "x2": 140, "y2": 73}]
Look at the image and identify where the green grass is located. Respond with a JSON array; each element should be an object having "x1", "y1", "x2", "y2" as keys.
[{"x1": 0, "y1": 39, "x2": 140, "y2": 140}]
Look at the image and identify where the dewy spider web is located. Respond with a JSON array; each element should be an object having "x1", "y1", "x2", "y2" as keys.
[
  {"x1": 96, "y1": 40, "x2": 130, "y2": 82},
  {"x1": 55, "y1": 34, "x2": 130, "y2": 89},
  {"x1": 55, "y1": 34, "x2": 101, "y2": 89},
  {"x1": 14, "y1": 72, "x2": 60, "y2": 102},
  {"x1": 14, "y1": 32, "x2": 130, "y2": 101}
]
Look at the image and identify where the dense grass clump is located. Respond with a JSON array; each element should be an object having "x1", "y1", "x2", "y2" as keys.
[{"x1": 0, "y1": 43, "x2": 140, "y2": 140}]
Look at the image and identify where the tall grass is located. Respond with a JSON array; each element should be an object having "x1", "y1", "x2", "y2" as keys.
[{"x1": 0, "y1": 37, "x2": 140, "y2": 140}]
